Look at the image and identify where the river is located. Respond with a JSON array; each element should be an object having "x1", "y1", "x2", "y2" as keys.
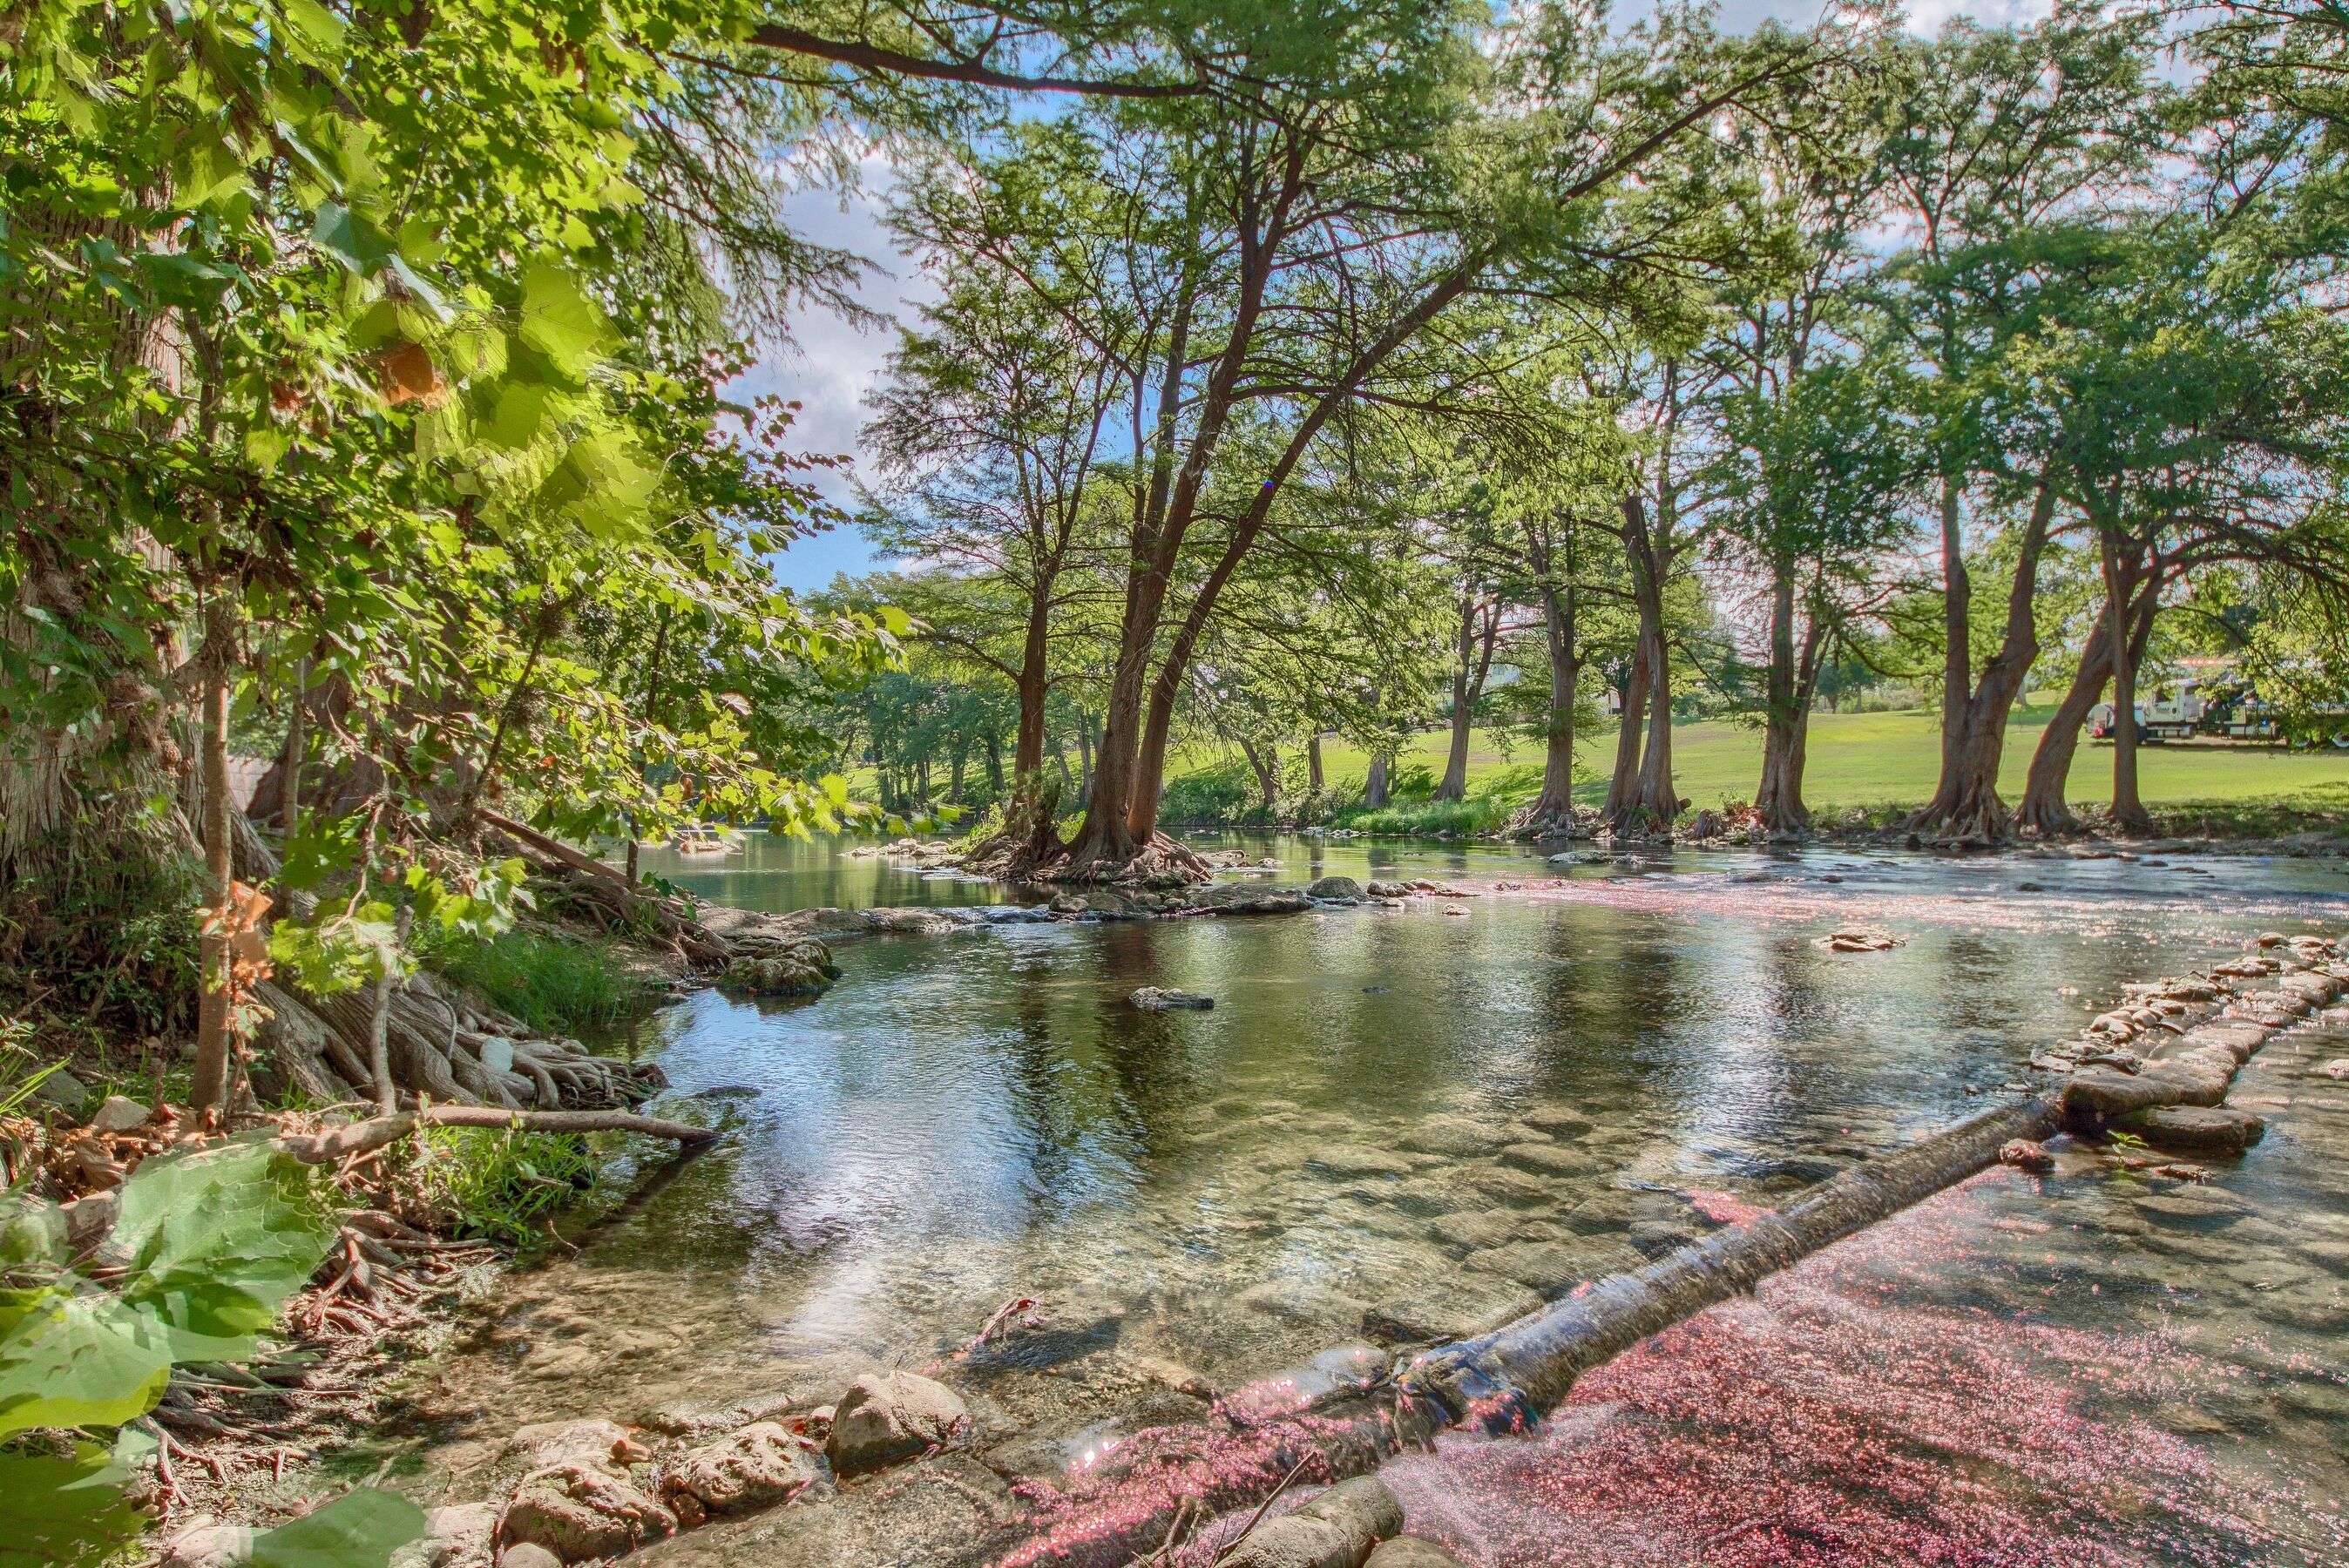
[{"x1": 380, "y1": 834, "x2": 2349, "y2": 1566}]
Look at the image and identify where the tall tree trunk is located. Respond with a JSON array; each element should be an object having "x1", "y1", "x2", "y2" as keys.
[
  {"x1": 949, "y1": 743, "x2": 967, "y2": 805},
  {"x1": 984, "y1": 731, "x2": 1005, "y2": 794},
  {"x1": 2018, "y1": 576, "x2": 2157, "y2": 835},
  {"x1": 1605, "y1": 645, "x2": 1648, "y2": 822},
  {"x1": 1365, "y1": 750, "x2": 1391, "y2": 808},
  {"x1": 1933, "y1": 470, "x2": 1971, "y2": 800},
  {"x1": 1076, "y1": 713, "x2": 1094, "y2": 807},
  {"x1": 1239, "y1": 738, "x2": 1279, "y2": 814},
  {"x1": 189, "y1": 600, "x2": 235, "y2": 1119},
  {"x1": 1619, "y1": 497, "x2": 1678, "y2": 829},
  {"x1": 1307, "y1": 732, "x2": 1324, "y2": 794},
  {"x1": 278, "y1": 656, "x2": 308, "y2": 838},
  {"x1": 2101, "y1": 527, "x2": 2152, "y2": 833},
  {"x1": 1757, "y1": 554, "x2": 1800, "y2": 833},
  {"x1": 1907, "y1": 483, "x2": 2055, "y2": 843},
  {"x1": 1525, "y1": 579, "x2": 1581, "y2": 826},
  {"x1": 1435, "y1": 592, "x2": 1498, "y2": 803}
]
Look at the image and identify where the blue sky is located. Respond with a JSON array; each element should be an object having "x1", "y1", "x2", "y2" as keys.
[{"x1": 745, "y1": 0, "x2": 2052, "y2": 591}]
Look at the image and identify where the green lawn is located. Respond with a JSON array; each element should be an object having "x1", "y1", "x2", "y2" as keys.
[{"x1": 1267, "y1": 703, "x2": 2349, "y2": 821}]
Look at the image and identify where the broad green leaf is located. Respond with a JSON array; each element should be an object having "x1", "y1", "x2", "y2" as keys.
[
  {"x1": 109, "y1": 1141, "x2": 340, "y2": 1362},
  {"x1": 0, "y1": 1443, "x2": 151, "y2": 1568},
  {"x1": 250, "y1": 1488, "x2": 426, "y2": 1568},
  {"x1": 0, "y1": 1289, "x2": 172, "y2": 1437},
  {"x1": 516, "y1": 260, "x2": 607, "y2": 383}
]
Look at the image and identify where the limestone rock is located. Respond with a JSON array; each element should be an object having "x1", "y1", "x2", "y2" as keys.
[
  {"x1": 1815, "y1": 927, "x2": 1902, "y2": 953},
  {"x1": 500, "y1": 1418, "x2": 647, "y2": 1477},
  {"x1": 659, "y1": 1421, "x2": 822, "y2": 1526},
  {"x1": 1129, "y1": 987, "x2": 1214, "y2": 1012},
  {"x1": 1516, "y1": 1106, "x2": 1594, "y2": 1139},
  {"x1": 1307, "y1": 875, "x2": 1364, "y2": 902},
  {"x1": 31, "y1": 1067, "x2": 89, "y2": 1116},
  {"x1": 1305, "y1": 1145, "x2": 1416, "y2": 1179},
  {"x1": 721, "y1": 939, "x2": 839, "y2": 998},
  {"x1": 1465, "y1": 1237, "x2": 1642, "y2": 1295},
  {"x1": 825, "y1": 1370, "x2": 968, "y2": 1475},
  {"x1": 1222, "y1": 1477, "x2": 1404, "y2": 1568},
  {"x1": 2115, "y1": 1105, "x2": 2266, "y2": 1156},
  {"x1": 395, "y1": 1502, "x2": 498, "y2": 1568},
  {"x1": 1497, "y1": 1141, "x2": 1594, "y2": 1179},
  {"x1": 1998, "y1": 1139, "x2": 2055, "y2": 1173},
  {"x1": 1360, "y1": 1275, "x2": 1540, "y2": 1346},
  {"x1": 161, "y1": 1523, "x2": 254, "y2": 1568},
  {"x1": 497, "y1": 1463, "x2": 675, "y2": 1562},
  {"x1": 498, "y1": 1544, "x2": 562, "y2": 1568},
  {"x1": 1365, "y1": 879, "x2": 1416, "y2": 898},
  {"x1": 88, "y1": 1094, "x2": 151, "y2": 1133}
]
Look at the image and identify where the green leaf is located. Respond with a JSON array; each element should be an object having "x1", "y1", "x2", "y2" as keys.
[
  {"x1": 311, "y1": 201, "x2": 395, "y2": 276},
  {"x1": 0, "y1": 1288, "x2": 172, "y2": 1438},
  {"x1": 108, "y1": 1141, "x2": 341, "y2": 1362},
  {"x1": 250, "y1": 1489, "x2": 426, "y2": 1568},
  {"x1": 0, "y1": 1443, "x2": 151, "y2": 1568},
  {"x1": 516, "y1": 261, "x2": 608, "y2": 383}
]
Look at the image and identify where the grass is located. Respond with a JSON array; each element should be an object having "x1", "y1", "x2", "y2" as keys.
[
  {"x1": 431, "y1": 929, "x2": 646, "y2": 1036},
  {"x1": 1167, "y1": 701, "x2": 2349, "y2": 831}
]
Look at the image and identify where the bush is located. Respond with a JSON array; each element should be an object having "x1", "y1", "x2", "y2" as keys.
[
  {"x1": 1159, "y1": 760, "x2": 1267, "y2": 825},
  {"x1": 431, "y1": 930, "x2": 644, "y2": 1035},
  {"x1": 1331, "y1": 796, "x2": 1514, "y2": 835}
]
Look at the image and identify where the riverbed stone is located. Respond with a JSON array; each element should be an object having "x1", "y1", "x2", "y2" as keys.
[
  {"x1": 2135, "y1": 1189, "x2": 2250, "y2": 1227},
  {"x1": 1306, "y1": 1145, "x2": 1417, "y2": 1179},
  {"x1": 500, "y1": 1418, "x2": 648, "y2": 1477},
  {"x1": 1425, "y1": 1208, "x2": 1529, "y2": 1252},
  {"x1": 1222, "y1": 1477, "x2": 1404, "y2": 1568},
  {"x1": 1459, "y1": 1166, "x2": 1554, "y2": 1207},
  {"x1": 660, "y1": 1422, "x2": 822, "y2": 1525},
  {"x1": 2294, "y1": 1239, "x2": 2349, "y2": 1276},
  {"x1": 1516, "y1": 1106, "x2": 1596, "y2": 1139},
  {"x1": 2114, "y1": 1105, "x2": 2266, "y2": 1155},
  {"x1": 1360, "y1": 1275, "x2": 1540, "y2": 1346},
  {"x1": 1365, "y1": 879, "x2": 1416, "y2": 898},
  {"x1": 1465, "y1": 1237, "x2": 1642, "y2": 1295},
  {"x1": 497, "y1": 1546, "x2": 561, "y2": 1568},
  {"x1": 1497, "y1": 1141, "x2": 1597, "y2": 1179},
  {"x1": 1396, "y1": 1116, "x2": 1506, "y2": 1158},
  {"x1": 498, "y1": 1463, "x2": 676, "y2": 1562},
  {"x1": 1307, "y1": 875, "x2": 1364, "y2": 902},
  {"x1": 162, "y1": 1523, "x2": 254, "y2": 1568},
  {"x1": 825, "y1": 1370, "x2": 969, "y2": 1475}
]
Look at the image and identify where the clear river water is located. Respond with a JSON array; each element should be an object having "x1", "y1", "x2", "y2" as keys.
[{"x1": 384, "y1": 833, "x2": 2349, "y2": 1567}]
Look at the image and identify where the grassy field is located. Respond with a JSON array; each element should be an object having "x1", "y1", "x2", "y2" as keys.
[{"x1": 1221, "y1": 703, "x2": 2349, "y2": 824}]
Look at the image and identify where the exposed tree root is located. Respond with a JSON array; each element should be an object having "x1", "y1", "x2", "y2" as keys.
[
  {"x1": 1022, "y1": 830, "x2": 1215, "y2": 887},
  {"x1": 278, "y1": 1105, "x2": 722, "y2": 1165}
]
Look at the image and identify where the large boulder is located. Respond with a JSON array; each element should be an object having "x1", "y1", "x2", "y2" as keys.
[
  {"x1": 497, "y1": 1463, "x2": 675, "y2": 1562},
  {"x1": 1307, "y1": 875, "x2": 1364, "y2": 902},
  {"x1": 2115, "y1": 1105, "x2": 2266, "y2": 1156},
  {"x1": 659, "y1": 1421, "x2": 822, "y2": 1526},
  {"x1": 721, "y1": 939, "x2": 838, "y2": 998},
  {"x1": 825, "y1": 1370, "x2": 969, "y2": 1475},
  {"x1": 1220, "y1": 1477, "x2": 1404, "y2": 1568}
]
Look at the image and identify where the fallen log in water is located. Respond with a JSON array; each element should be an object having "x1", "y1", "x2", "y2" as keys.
[
  {"x1": 1408, "y1": 952, "x2": 2345, "y2": 1427},
  {"x1": 1405, "y1": 1093, "x2": 2065, "y2": 1426},
  {"x1": 999, "y1": 939, "x2": 2345, "y2": 1565}
]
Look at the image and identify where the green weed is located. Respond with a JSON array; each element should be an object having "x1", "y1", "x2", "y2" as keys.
[{"x1": 430, "y1": 930, "x2": 645, "y2": 1036}]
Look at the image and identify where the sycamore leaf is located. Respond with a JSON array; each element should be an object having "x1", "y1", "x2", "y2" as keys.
[
  {"x1": 0, "y1": 1443, "x2": 151, "y2": 1568},
  {"x1": 249, "y1": 1488, "x2": 426, "y2": 1568},
  {"x1": 0, "y1": 1288, "x2": 172, "y2": 1438},
  {"x1": 108, "y1": 1140, "x2": 340, "y2": 1362},
  {"x1": 516, "y1": 260, "x2": 608, "y2": 384}
]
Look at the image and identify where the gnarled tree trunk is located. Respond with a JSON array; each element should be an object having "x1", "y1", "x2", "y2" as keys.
[{"x1": 2017, "y1": 574, "x2": 2157, "y2": 836}]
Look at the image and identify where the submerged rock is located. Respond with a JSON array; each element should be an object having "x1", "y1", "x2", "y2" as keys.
[
  {"x1": 1365, "y1": 879, "x2": 1417, "y2": 897},
  {"x1": 498, "y1": 1463, "x2": 675, "y2": 1562},
  {"x1": 1221, "y1": 1477, "x2": 1405, "y2": 1568},
  {"x1": 659, "y1": 1421, "x2": 822, "y2": 1526},
  {"x1": 1129, "y1": 987, "x2": 1215, "y2": 1012},
  {"x1": 1816, "y1": 927, "x2": 1903, "y2": 953},
  {"x1": 1998, "y1": 1139, "x2": 2056, "y2": 1173},
  {"x1": 826, "y1": 1369, "x2": 969, "y2": 1475},
  {"x1": 1360, "y1": 1274, "x2": 1540, "y2": 1346},
  {"x1": 2115, "y1": 1105, "x2": 2266, "y2": 1155}
]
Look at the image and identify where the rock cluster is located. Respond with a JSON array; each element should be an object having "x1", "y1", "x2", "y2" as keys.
[{"x1": 720, "y1": 936, "x2": 838, "y2": 997}]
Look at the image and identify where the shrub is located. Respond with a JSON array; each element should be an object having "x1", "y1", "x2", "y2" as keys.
[{"x1": 410, "y1": 1125, "x2": 596, "y2": 1248}]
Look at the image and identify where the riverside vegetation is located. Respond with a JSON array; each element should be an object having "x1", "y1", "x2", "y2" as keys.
[{"x1": 10, "y1": 1, "x2": 2349, "y2": 1565}]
